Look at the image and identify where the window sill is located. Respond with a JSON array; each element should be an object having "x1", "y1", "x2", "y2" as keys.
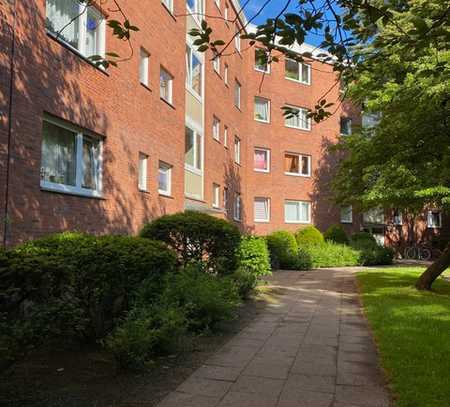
[
  {"x1": 285, "y1": 77, "x2": 311, "y2": 86},
  {"x1": 46, "y1": 31, "x2": 109, "y2": 77},
  {"x1": 255, "y1": 118, "x2": 270, "y2": 124},
  {"x1": 41, "y1": 184, "x2": 103, "y2": 199},
  {"x1": 255, "y1": 68, "x2": 270, "y2": 74},
  {"x1": 285, "y1": 220, "x2": 311, "y2": 224},
  {"x1": 285, "y1": 124, "x2": 311, "y2": 132},
  {"x1": 161, "y1": 3, "x2": 177, "y2": 21},
  {"x1": 140, "y1": 83, "x2": 152, "y2": 92},
  {"x1": 159, "y1": 192, "x2": 174, "y2": 199},
  {"x1": 341, "y1": 221, "x2": 353, "y2": 224},
  {"x1": 284, "y1": 172, "x2": 311, "y2": 178},
  {"x1": 160, "y1": 97, "x2": 175, "y2": 109},
  {"x1": 139, "y1": 188, "x2": 150, "y2": 194},
  {"x1": 255, "y1": 169, "x2": 270, "y2": 173},
  {"x1": 213, "y1": 137, "x2": 221, "y2": 144},
  {"x1": 255, "y1": 219, "x2": 270, "y2": 223}
]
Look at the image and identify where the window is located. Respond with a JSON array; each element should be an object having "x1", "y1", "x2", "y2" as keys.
[
  {"x1": 224, "y1": 125, "x2": 228, "y2": 147},
  {"x1": 427, "y1": 210, "x2": 442, "y2": 228},
  {"x1": 212, "y1": 116, "x2": 220, "y2": 141},
  {"x1": 158, "y1": 161, "x2": 172, "y2": 195},
  {"x1": 285, "y1": 106, "x2": 311, "y2": 130},
  {"x1": 285, "y1": 58, "x2": 311, "y2": 84},
  {"x1": 340, "y1": 206, "x2": 353, "y2": 224},
  {"x1": 234, "y1": 194, "x2": 242, "y2": 221},
  {"x1": 212, "y1": 183, "x2": 220, "y2": 208},
  {"x1": 393, "y1": 209, "x2": 403, "y2": 225},
  {"x1": 40, "y1": 118, "x2": 102, "y2": 197},
  {"x1": 255, "y1": 48, "x2": 270, "y2": 73},
  {"x1": 162, "y1": 0, "x2": 173, "y2": 12},
  {"x1": 254, "y1": 148, "x2": 270, "y2": 172},
  {"x1": 234, "y1": 136, "x2": 240, "y2": 164},
  {"x1": 139, "y1": 48, "x2": 150, "y2": 86},
  {"x1": 224, "y1": 3, "x2": 229, "y2": 23},
  {"x1": 46, "y1": 0, "x2": 105, "y2": 59},
  {"x1": 234, "y1": 80, "x2": 241, "y2": 109},
  {"x1": 284, "y1": 153, "x2": 311, "y2": 176},
  {"x1": 285, "y1": 200, "x2": 311, "y2": 224},
  {"x1": 340, "y1": 118, "x2": 352, "y2": 135},
  {"x1": 138, "y1": 153, "x2": 148, "y2": 191},
  {"x1": 187, "y1": 0, "x2": 203, "y2": 17},
  {"x1": 185, "y1": 126, "x2": 202, "y2": 171},
  {"x1": 215, "y1": 0, "x2": 221, "y2": 8},
  {"x1": 186, "y1": 45, "x2": 202, "y2": 97},
  {"x1": 160, "y1": 67, "x2": 173, "y2": 103},
  {"x1": 363, "y1": 208, "x2": 385, "y2": 224},
  {"x1": 254, "y1": 198, "x2": 270, "y2": 222},
  {"x1": 223, "y1": 187, "x2": 228, "y2": 213},
  {"x1": 234, "y1": 23, "x2": 241, "y2": 52},
  {"x1": 224, "y1": 64, "x2": 229, "y2": 85},
  {"x1": 213, "y1": 55, "x2": 220, "y2": 74},
  {"x1": 254, "y1": 97, "x2": 270, "y2": 123}
]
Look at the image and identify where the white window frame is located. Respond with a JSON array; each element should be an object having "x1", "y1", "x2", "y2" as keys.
[
  {"x1": 285, "y1": 58, "x2": 311, "y2": 85},
  {"x1": 224, "y1": 3, "x2": 229, "y2": 23},
  {"x1": 139, "y1": 48, "x2": 150, "y2": 86},
  {"x1": 224, "y1": 64, "x2": 229, "y2": 85},
  {"x1": 214, "y1": 0, "x2": 221, "y2": 8},
  {"x1": 235, "y1": 80, "x2": 241, "y2": 109},
  {"x1": 212, "y1": 183, "x2": 220, "y2": 208},
  {"x1": 234, "y1": 22, "x2": 241, "y2": 52},
  {"x1": 138, "y1": 153, "x2": 148, "y2": 191},
  {"x1": 160, "y1": 67, "x2": 174, "y2": 104},
  {"x1": 284, "y1": 153, "x2": 311, "y2": 177},
  {"x1": 254, "y1": 148, "x2": 270, "y2": 173},
  {"x1": 223, "y1": 125, "x2": 228, "y2": 148},
  {"x1": 254, "y1": 97, "x2": 270, "y2": 123},
  {"x1": 284, "y1": 200, "x2": 311, "y2": 224},
  {"x1": 255, "y1": 48, "x2": 270, "y2": 73},
  {"x1": 427, "y1": 210, "x2": 442, "y2": 229},
  {"x1": 184, "y1": 123, "x2": 203, "y2": 175},
  {"x1": 186, "y1": 0, "x2": 204, "y2": 24},
  {"x1": 213, "y1": 55, "x2": 220, "y2": 74},
  {"x1": 46, "y1": 1, "x2": 106, "y2": 60},
  {"x1": 40, "y1": 117, "x2": 103, "y2": 198},
  {"x1": 340, "y1": 205, "x2": 353, "y2": 224},
  {"x1": 161, "y1": 0, "x2": 174, "y2": 13},
  {"x1": 186, "y1": 44, "x2": 203, "y2": 99},
  {"x1": 158, "y1": 161, "x2": 172, "y2": 196},
  {"x1": 212, "y1": 116, "x2": 220, "y2": 141},
  {"x1": 284, "y1": 105, "x2": 311, "y2": 131},
  {"x1": 340, "y1": 117, "x2": 352, "y2": 136},
  {"x1": 254, "y1": 197, "x2": 270, "y2": 223},
  {"x1": 234, "y1": 136, "x2": 241, "y2": 164},
  {"x1": 234, "y1": 193, "x2": 242, "y2": 221}
]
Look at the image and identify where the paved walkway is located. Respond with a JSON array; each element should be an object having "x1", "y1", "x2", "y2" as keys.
[{"x1": 156, "y1": 268, "x2": 391, "y2": 407}]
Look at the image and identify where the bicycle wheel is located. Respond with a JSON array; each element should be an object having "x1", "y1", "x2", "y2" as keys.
[
  {"x1": 404, "y1": 247, "x2": 417, "y2": 260},
  {"x1": 420, "y1": 248, "x2": 432, "y2": 261}
]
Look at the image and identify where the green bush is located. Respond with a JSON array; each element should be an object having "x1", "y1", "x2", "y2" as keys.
[
  {"x1": 103, "y1": 304, "x2": 187, "y2": 369},
  {"x1": 351, "y1": 240, "x2": 394, "y2": 266},
  {"x1": 232, "y1": 268, "x2": 258, "y2": 299},
  {"x1": 164, "y1": 265, "x2": 240, "y2": 332},
  {"x1": 140, "y1": 211, "x2": 241, "y2": 275},
  {"x1": 302, "y1": 242, "x2": 361, "y2": 268},
  {"x1": 324, "y1": 225, "x2": 349, "y2": 245},
  {"x1": 295, "y1": 226, "x2": 324, "y2": 246},
  {"x1": 350, "y1": 231, "x2": 377, "y2": 245},
  {"x1": 266, "y1": 231, "x2": 299, "y2": 270}
]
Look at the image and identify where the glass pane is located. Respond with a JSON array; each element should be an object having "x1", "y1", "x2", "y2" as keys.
[
  {"x1": 301, "y1": 63, "x2": 310, "y2": 83},
  {"x1": 41, "y1": 121, "x2": 77, "y2": 186},
  {"x1": 300, "y1": 202, "x2": 309, "y2": 222},
  {"x1": 191, "y1": 53, "x2": 202, "y2": 95},
  {"x1": 301, "y1": 156, "x2": 309, "y2": 175},
  {"x1": 285, "y1": 202, "x2": 299, "y2": 222},
  {"x1": 195, "y1": 133, "x2": 202, "y2": 170},
  {"x1": 160, "y1": 69, "x2": 171, "y2": 101},
  {"x1": 285, "y1": 154, "x2": 299, "y2": 173},
  {"x1": 85, "y1": 7, "x2": 101, "y2": 57},
  {"x1": 254, "y1": 150, "x2": 267, "y2": 170},
  {"x1": 159, "y1": 165, "x2": 169, "y2": 191},
  {"x1": 285, "y1": 108, "x2": 300, "y2": 127},
  {"x1": 82, "y1": 136, "x2": 100, "y2": 190},
  {"x1": 255, "y1": 49, "x2": 268, "y2": 71},
  {"x1": 255, "y1": 98, "x2": 268, "y2": 121},
  {"x1": 45, "y1": 0, "x2": 80, "y2": 49},
  {"x1": 285, "y1": 59, "x2": 299, "y2": 80},
  {"x1": 185, "y1": 127, "x2": 195, "y2": 167}
]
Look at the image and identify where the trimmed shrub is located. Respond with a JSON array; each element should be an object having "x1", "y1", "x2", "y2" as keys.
[
  {"x1": 103, "y1": 304, "x2": 187, "y2": 369},
  {"x1": 324, "y1": 225, "x2": 349, "y2": 245},
  {"x1": 234, "y1": 236, "x2": 271, "y2": 297},
  {"x1": 350, "y1": 231, "x2": 377, "y2": 245},
  {"x1": 163, "y1": 265, "x2": 240, "y2": 332},
  {"x1": 351, "y1": 240, "x2": 394, "y2": 266},
  {"x1": 302, "y1": 242, "x2": 361, "y2": 268},
  {"x1": 266, "y1": 231, "x2": 299, "y2": 270},
  {"x1": 295, "y1": 226, "x2": 324, "y2": 246},
  {"x1": 140, "y1": 211, "x2": 241, "y2": 275}
]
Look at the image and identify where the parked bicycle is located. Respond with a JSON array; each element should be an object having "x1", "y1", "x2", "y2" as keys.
[{"x1": 404, "y1": 244, "x2": 432, "y2": 261}]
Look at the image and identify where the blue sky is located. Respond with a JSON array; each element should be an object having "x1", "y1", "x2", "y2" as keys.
[{"x1": 242, "y1": 0, "x2": 327, "y2": 47}]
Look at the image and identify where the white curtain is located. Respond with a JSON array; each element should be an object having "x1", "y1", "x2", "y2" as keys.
[
  {"x1": 46, "y1": 0, "x2": 80, "y2": 48},
  {"x1": 41, "y1": 121, "x2": 76, "y2": 186},
  {"x1": 285, "y1": 202, "x2": 299, "y2": 222},
  {"x1": 255, "y1": 98, "x2": 268, "y2": 121},
  {"x1": 85, "y1": 6, "x2": 101, "y2": 57},
  {"x1": 254, "y1": 198, "x2": 268, "y2": 220},
  {"x1": 82, "y1": 136, "x2": 99, "y2": 190},
  {"x1": 300, "y1": 202, "x2": 310, "y2": 222},
  {"x1": 301, "y1": 63, "x2": 311, "y2": 83}
]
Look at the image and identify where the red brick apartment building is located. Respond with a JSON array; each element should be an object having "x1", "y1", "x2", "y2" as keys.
[{"x1": 0, "y1": 0, "x2": 447, "y2": 250}]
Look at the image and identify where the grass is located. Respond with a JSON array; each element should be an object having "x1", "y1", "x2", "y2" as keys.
[{"x1": 357, "y1": 267, "x2": 450, "y2": 407}]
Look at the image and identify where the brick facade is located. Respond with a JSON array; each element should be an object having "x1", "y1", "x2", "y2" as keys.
[{"x1": 0, "y1": 0, "x2": 447, "y2": 250}]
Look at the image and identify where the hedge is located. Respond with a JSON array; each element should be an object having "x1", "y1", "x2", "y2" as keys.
[
  {"x1": 300, "y1": 242, "x2": 361, "y2": 268},
  {"x1": 266, "y1": 231, "x2": 300, "y2": 270},
  {"x1": 324, "y1": 224, "x2": 349, "y2": 245},
  {"x1": 140, "y1": 211, "x2": 241, "y2": 275},
  {"x1": 295, "y1": 226, "x2": 324, "y2": 246}
]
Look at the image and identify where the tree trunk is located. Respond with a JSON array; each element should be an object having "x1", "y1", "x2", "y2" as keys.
[{"x1": 415, "y1": 243, "x2": 450, "y2": 290}]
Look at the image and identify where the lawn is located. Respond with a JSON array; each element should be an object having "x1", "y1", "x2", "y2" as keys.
[{"x1": 357, "y1": 267, "x2": 450, "y2": 407}]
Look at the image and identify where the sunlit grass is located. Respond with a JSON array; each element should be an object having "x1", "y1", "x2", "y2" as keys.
[{"x1": 357, "y1": 267, "x2": 450, "y2": 407}]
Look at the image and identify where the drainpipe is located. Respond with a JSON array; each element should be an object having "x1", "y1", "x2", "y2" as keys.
[{"x1": 3, "y1": 0, "x2": 17, "y2": 247}]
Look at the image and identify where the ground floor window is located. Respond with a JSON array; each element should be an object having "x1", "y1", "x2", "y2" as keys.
[
  {"x1": 340, "y1": 205, "x2": 353, "y2": 224},
  {"x1": 285, "y1": 200, "x2": 310, "y2": 223},
  {"x1": 158, "y1": 161, "x2": 172, "y2": 196},
  {"x1": 40, "y1": 118, "x2": 102, "y2": 197},
  {"x1": 427, "y1": 210, "x2": 442, "y2": 228},
  {"x1": 234, "y1": 194, "x2": 242, "y2": 221},
  {"x1": 254, "y1": 197, "x2": 270, "y2": 222}
]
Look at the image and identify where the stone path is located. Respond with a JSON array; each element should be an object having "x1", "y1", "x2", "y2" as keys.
[{"x1": 156, "y1": 268, "x2": 391, "y2": 407}]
